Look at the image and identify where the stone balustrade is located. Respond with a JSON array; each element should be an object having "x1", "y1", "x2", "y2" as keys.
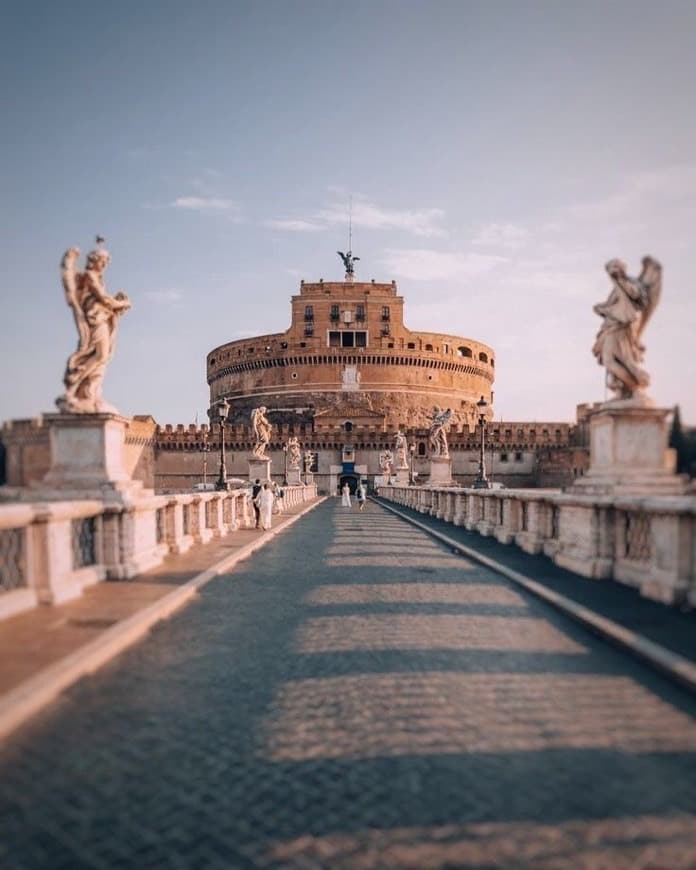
[
  {"x1": 378, "y1": 485, "x2": 696, "y2": 607},
  {"x1": 0, "y1": 484, "x2": 317, "y2": 621}
]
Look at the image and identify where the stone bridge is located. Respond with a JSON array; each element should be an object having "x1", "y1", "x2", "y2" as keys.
[{"x1": 1, "y1": 497, "x2": 696, "y2": 868}]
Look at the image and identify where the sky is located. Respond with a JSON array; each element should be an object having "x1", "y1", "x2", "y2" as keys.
[{"x1": 2, "y1": 0, "x2": 695, "y2": 426}]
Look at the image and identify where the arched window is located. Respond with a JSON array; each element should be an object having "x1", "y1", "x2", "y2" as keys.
[
  {"x1": 425, "y1": 343, "x2": 433, "y2": 351},
  {"x1": 457, "y1": 346, "x2": 472, "y2": 358},
  {"x1": 344, "y1": 421, "x2": 353, "y2": 433},
  {"x1": 407, "y1": 342, "x2": 415, "y2": 349},
  {"x1": 479, "y1": 351, "x2": 488, "y2": 363}
]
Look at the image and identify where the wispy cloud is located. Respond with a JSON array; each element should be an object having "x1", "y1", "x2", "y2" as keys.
[
  {"x1": 319, "y1": 197, "x2": 447, "y2": 238},
  {"x1": 381, "y1": 249, "x2": 506, "y2": 281},
  {"x1": 263, "y1": 219, "x2": 326, "y2": 232},
  {"x1": 144, "y1": 289, "x2": 184, "y2": 302},
  {"x1": 171, "y1": 196, "x2": 239, "y2": 212},
  {"x1": 472, "y1": 222, "x2": 529, "y2": 249},
  {"x1": 264, "y1": 194, "x2": 447, "y2": 238},
  {"x1": 569, "y1": 163, "x2": 696, "y2": 222}
]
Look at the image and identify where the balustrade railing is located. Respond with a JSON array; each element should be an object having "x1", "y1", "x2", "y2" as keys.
[
  {"x1": 378, "y1": 484, "x2": 696, "y2": 607},
  {"x1": 0, "y1": 483, "x2": 317, "y2": 621}
]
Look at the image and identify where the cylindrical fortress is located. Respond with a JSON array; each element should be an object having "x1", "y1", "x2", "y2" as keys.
[{"x1": 207, "y1": 280, "x2": 495, "y2": 430}]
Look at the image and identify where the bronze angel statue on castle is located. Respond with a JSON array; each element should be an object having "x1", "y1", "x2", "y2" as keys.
[
  {"x1": 57, "y1": 238, "x2": 131, "y2": 414},
  {"x1": 337, "y1": 250, "x2": 359, "y2": 278}
]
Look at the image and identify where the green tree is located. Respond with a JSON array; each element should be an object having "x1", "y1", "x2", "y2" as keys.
[{"x1": 669, "y1": 405, "x2": 692, "y2": 476}]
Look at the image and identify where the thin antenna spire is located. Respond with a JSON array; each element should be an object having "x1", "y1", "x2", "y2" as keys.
[{"x1": 348, "y1": 194, "x2": 353, "y2": 252}]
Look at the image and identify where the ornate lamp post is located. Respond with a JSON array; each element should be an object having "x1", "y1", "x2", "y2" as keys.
[
  {"x1": 202, "y1": 426, "x2": 211, "y2": 486},
  {"x1": 282, "y1": 442, "x2": 288, "y2": 486},
  {"x1": 409, "y1": 442, "x2": 416, "y2": 485},
  {"x1": 472, "y1": 395, "x2": 491, "y2": 489},
  {"x1": 215, "y1": 397, "x2": 230, "y2": 491}
]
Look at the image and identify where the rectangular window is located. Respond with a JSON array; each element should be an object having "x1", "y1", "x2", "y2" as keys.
[
  {"x1": 381, "y1": 305, "x2": 390, "y2": 321},
  {"x1": 514, "y1": 451, "x2": 523, "y2": 462},
  {"x1": 304, "y1": 325, "x2": 314, "y2": 336},
  {"x1": 500, "y1": 452, "x2": 508, "y2": 462},
  {"x1": 341, "y1": 332, "x2": 355, "y2": 348},
  {"x1": 356, "y1": 304, "x2": 365, "y2": 321},
  {"x1": 355, "y1": 331, "x2": 367, "y2": 347},
  {"x1": 330, "y1": 304, "x2": 340, "y2": 320},
  {"x1": 304, "y1": 305, "x2": 313, "y2": 321},
  {"x1": 328, "y1": 331, "x2": 340, "y2": 347}
]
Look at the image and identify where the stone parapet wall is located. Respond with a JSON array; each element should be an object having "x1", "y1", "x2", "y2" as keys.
[
  {"x1": 379, "y1": 485, "x2": 696, "y2": 607},
  {"x1": 0, "y1": 484, "x2": 317, "y2": 621}
]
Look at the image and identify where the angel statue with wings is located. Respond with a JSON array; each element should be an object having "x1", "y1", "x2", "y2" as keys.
[
  {"x1": 592, "y1": 256, "x2": 662, "y2": 401},
  {"x1": 286, "y1": 435, "x2": 302, "y2": 470},
  {"x1": 251, "y1": 406, "x2": 272, "y2": 459},
  {"x1": 429, "y1": 406, "x2": 453, "y2": 458},
  {"x1": 337, "y1": 250, "x2": 360, "y2": 278},
  {"x1": 56, "y1": 239, "x2": 131, "y2": 414}
]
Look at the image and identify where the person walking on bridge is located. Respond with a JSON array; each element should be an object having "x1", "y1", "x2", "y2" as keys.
[
  {"x1": 251, "y1": 479, "x2": 262, "y2": 529},
  {"x1": 356, "y1": 482, "x2": 366, "y2": 511},
  {"x1": 254, "y1": 482, "x2": 274, "y2": 531},
  {"x1": 341, "y1": 482, "x2": 352, "y2": 508}
]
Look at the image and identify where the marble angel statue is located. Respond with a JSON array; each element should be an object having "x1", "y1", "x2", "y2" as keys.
[
  {"x1": 592, "y1": 256, "x2": 662, "y2": 401},
  {"x1": 251, "y1": 405, "x2": 272, "y2": 459},
  {"x1": 379, "y1": 449, "x2": 394, "y2": 476},
  {"x1": 429, "y1": 406, "x2": 453, "y2": 458},
  {"x1": 394, "y1": 429, "x2": 408, "y2": 469},
  {"x1": 56, "y1": 239, "x2": 131, "y2": 414},
  {"x1": 286, "y1": 435, "x2": 302, "y2": 470}
]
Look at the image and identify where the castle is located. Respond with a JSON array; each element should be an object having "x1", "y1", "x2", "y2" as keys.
[{"x1": 1, "y1": 270, "x2": 590, "y2": 494}]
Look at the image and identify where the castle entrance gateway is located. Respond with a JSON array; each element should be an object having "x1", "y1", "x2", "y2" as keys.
[{"x1": 339, "y1": 472, "x2": 360, "y2": 495}]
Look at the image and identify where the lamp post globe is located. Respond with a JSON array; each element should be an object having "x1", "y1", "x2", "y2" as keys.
[{"x1": 215, "y1": 398, "x2": 230, "y2": 491}]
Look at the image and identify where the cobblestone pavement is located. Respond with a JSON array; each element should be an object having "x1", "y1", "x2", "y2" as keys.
[{"x1": 1, "y1": 500, "x2": 696, "y2": 869}]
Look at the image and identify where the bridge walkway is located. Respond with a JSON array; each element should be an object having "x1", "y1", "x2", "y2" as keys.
[{"x1": 1, "y1": 498, "x2": 696, "y2": 868}]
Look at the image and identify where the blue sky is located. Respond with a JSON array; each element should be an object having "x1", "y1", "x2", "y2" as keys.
[{"x1": 2, "y1": 0, "x2": 695, "y2": 424}]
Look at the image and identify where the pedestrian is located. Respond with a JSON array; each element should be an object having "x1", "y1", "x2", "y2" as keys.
[
  {"x1": 341, "y1": 482, "x2": 352, "y2": 508},
  {"x1": 251, "y1": 478, "x2": 262, "y2": 528},
  {"x1": 356, "y1": 482, "x2": 366, "y2": 511},
  {"x1": 271, "y1": 481, "x2": 281, "y2": 514},
  {"x1": 254, "y1": 482, "x2": 274, "y2": 531}
]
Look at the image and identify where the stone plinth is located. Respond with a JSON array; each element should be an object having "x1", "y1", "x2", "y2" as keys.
[
  {"x1": 248, "y1": 457, "x2": 271, "y2": 483},
  {"x1": 286, "y1": 467, "x2": 302, "y2": 486},
  {"x1": 426, "y1": 456, "x2": 454, "y2": 487},
  {"x1": 393, "y1": 468, "x2": 410, "y2": 486},
  {"x1": 35, "y1": 413, "x2": 142, "y2": 500},
  {"x1": 571, "y1": 400, "x2": 685, "y2": 496}
]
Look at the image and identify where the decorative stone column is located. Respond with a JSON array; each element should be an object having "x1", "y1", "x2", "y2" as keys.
[
  {"x1": 38, "y1": 413, "x2": 140, "y2": 497},
  {"x1": 571, "y1": 400, "x2": 685, "y2": 496},
  {"x1": 286, "y1": 467, "x2": 302, "y2": 486},
  {"x1": 426, "y1": 455, "x2": 453, "y2": 487},
  {"x1": 248, "y1": 456, "x2": 272, "y2": 483}
]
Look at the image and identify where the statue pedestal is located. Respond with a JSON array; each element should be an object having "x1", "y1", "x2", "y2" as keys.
[
  {"x1": 571, "y1": 400, "x2": 685, "y2": 495},
  {"x1": 286, "y1": 467, "x2": 302, "y2": 486},
  {"x1": 248, "y1": 457, "x2": 271, "y2": 483},
  {"x1": 304, "y1": 472, "x2": 314, "y2": 487},
  {"x1": 37, "y1": 413, "x2": 141, "y2": 498},
  {"x1": 426, "y1": 456, "x2": 454, "y2": 487},
  {"x1": 393, "y1": 468, "x2": 410, "y2": 486}
]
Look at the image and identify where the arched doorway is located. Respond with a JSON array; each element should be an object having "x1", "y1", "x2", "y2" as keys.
[{"x1": 339, "y1": 473, "x2": 359, "y2": 494}]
